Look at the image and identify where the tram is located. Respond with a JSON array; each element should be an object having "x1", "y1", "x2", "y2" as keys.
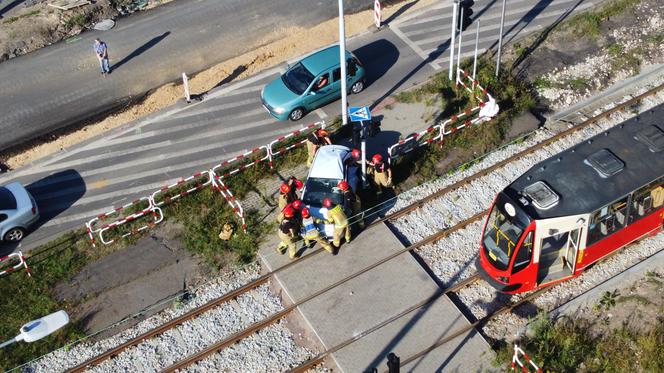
[{"x1": 477, "y1": 107, "x2": 664, "y2": 294}]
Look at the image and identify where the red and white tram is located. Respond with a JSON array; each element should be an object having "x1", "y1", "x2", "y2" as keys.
[{"x1": 477, "y1": 108, "x2": 664, "y2": 294}]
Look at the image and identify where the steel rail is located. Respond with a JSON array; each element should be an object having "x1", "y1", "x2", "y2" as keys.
[
  {"x1": 160, "y1": 212, "x2": 488, "y2": 372},
  {"x1": 70, "y1": 82, "x2": 664, "y2": 372},
  {"x1": 286, "y1": 274, "x2": 482, "y2": 373}
]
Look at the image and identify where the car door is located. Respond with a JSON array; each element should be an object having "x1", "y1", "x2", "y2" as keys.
[{"x1": 304, "y1": 72, "x2": 333, "y2": 110}]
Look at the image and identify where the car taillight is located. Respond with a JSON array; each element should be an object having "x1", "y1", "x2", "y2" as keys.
[{"x1": 32, "y1": 207, "x2": 36, "y2": 215}]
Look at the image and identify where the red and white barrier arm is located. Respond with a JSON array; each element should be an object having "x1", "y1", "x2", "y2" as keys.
[
  {"x1": 0, "y1": 251, "x2": 31, "y2": 277},
  {"x1": 511, "y1": 344, "x2": 542, "y2": 373}
]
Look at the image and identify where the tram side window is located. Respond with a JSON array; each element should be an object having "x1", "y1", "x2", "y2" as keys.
[
  {"x1": 512, "y1": 232, "x2": 533, "y2": 274},
  {"x1": 628, "y1": 177, "x2": 664, "y2": 225},
  {"x1": 587, "y1": 196, "x2": 629, "y2": 246}
]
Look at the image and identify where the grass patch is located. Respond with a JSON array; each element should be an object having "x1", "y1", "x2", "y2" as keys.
[
  {"x1": 617, "y1": 294, "x2": 652, "y2": 306},
  {"x1": 568, "y1": 77, "x2": 589, "y2": 90},
  {"x1": 533, "y1": 76, "x2": 553, "y2": 89},
  {"x1": 64, "y1": 13, "x2": 88, "y2": 29},
  {"x1": 607, "y1": 43, "x2": 623, "y2": 56},
  {"x1": 495, "y1": 314, "x2": 664, "y2": 372},
  {"x1": 565, "y1": 0, "x2": 640, "y2": 37}
]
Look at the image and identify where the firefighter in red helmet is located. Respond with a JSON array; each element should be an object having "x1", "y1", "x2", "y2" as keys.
[
  {"x1": 306, "y1": 128, "x2": 332, "y2": 167},
  {"x1": 338, "y1": 180, "x2": 364, "y2": 229},
  {"x1": 369, "y1": 153, "x2": 392, "y2": 194},
  {"x1": 323, "y1": 197, "x2": 351, "y2": 248},
  {"x1": 276, "y1": 207, "x2": 300, "y2": 259}
]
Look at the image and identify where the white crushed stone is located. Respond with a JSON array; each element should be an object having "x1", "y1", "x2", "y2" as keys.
[{"x1": 23, "y1": 264, "x2": 317, "y2": 373}]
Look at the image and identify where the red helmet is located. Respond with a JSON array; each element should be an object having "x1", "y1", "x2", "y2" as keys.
[
  {"x1": 322, "y1": 198, "x2": 332, "y2": 208},
  {"x1": 301, "y1": 207, "x2": 310, "y2": 218},
  {"x1": 292, "y1": 200, "x2": 302, "y2": 210},
  {"x1": 372, "y1": 154, "x2": 383, "y2": 164},
  {"x1": 318, "y1": 128, "x2": 328, "y2": 137},
  {"x1": 337, "y1": 180, "x2": 350, "y2": 191},
  {"x1": 351, "y1": 149, "x2": 360, "y2": 159},
  {"x1": 293, "y1": 178, "x2": 304, "y2": 190},
  {"x1": 283, "y1": 207, "x2": 295, "y2": 218},
  {"x1": 280, "y1": 183, "x2": 290, "y2": 194}
]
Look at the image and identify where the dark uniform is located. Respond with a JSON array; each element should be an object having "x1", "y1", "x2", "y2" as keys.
[
  {"x1": 276, "y1": 217, "x2": 300, "y2": 259},
  {"x1": 343, "y1": 189, "x2": 364, "y2": 229}
]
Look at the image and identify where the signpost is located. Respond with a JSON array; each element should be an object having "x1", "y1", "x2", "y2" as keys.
[{"x1": 348, "y1": 106, "x2": 371, "y2": 188}]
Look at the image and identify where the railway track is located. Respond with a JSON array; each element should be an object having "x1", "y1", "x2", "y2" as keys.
[{"x1": 63, "y1": 81, "x2": 664, "y2": 372}]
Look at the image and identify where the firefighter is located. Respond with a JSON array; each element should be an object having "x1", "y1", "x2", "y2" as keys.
[
  {"x1": 287, "y1": 176, "x2": 304, "y2": 195},
  {"x1": 301, "y1": 207, "x2": 334, "y2": 254},
  {"x1": 369, "y1": 154, "x2": 392, "y2": 194},
  {"x1": 338, "y1": 180, "x2": 364, "y2": 229},
  {"x1": 276, "y1": 183, "x2": 294, "y2": 222},
  {"x1": 276, "y1": 207, "x2": 300, "y2": 259},
  {"x1": 306, "y1": 128, "x2": 332, "y2": 167},
  {"x1": 323, "y1": 197, "x2": 351, "y2": 248}
]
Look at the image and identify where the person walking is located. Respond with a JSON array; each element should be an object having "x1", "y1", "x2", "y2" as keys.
[
  {"x1": 369, "y1": 154, "x2": 392, "y2": 194},
  {"x1": 306, "y1": 128, "x2": 332, "y2": 167},
  {"x1": 276, "y1": 207, "x2": 300, "y2": 259},
  {"x1": 301, "y1": 207, "x2": 334, "y2": 254},
  {"x1": 323, "y1": 198, "x2": 351, "y2": 248},
  {"x1": 338, "y1": 180, "x2": 364, "y2": 229},
  {"x1": 93, "y1": 38, "x2": 111, "y2": 76}
]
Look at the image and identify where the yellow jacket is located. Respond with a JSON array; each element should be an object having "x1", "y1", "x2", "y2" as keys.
[{"x1": 327, "y1": 204, "x2": 348, "y2": 228}]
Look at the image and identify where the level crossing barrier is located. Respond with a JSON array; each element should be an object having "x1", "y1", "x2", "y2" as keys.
[
  {"x1": 511, "y1": 344, "x2": 542, "y2": 373},
  {"x1": 211, "y1": 175, "x2": 247, "y2": 233},
  {"x1": 84, "y1": 121, "x2": 327, "y2": 245},
  {"x1": 212, "y1": 146, "x2": 270, "y2": 178},
  {"x1": 0, "y1": 251, "x2": 30, "y2": 277},
  {"x1": 267, "y1": 121, "x2": 326, "y2": 168},
  {"x1": 374, "y1": 0, "x2": 382, "y2": 29},
  {"x1": 387, "y1": 68, "x2": 497, "y2": 163}
]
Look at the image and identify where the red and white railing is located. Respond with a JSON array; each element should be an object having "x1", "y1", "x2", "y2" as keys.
[
  {"x1": 511, "y1": 344, "x2": 542, "y2": 373},
  {"x1": 0, "y1": 251, "x2": 30, "y2": 277}
]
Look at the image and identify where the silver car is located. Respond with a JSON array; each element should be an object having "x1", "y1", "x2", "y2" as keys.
[{"x1": 0, "y1": 182, "x2": 40, "y2": 242}]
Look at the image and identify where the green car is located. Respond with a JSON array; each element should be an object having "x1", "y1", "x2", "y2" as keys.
[{"x1": 261, "y1": 45, "x2": 366, "y2": 121}]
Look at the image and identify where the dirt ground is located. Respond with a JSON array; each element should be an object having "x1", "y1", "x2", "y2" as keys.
[{"x1": 0, "y1": 0, "x2": 435, "y2": 170}]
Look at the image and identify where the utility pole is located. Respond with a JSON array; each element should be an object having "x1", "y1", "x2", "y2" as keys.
[
  {"x1": 472, "y1": 20, "x2": 480, "y2": 88},
  {"x1": 338, "y1": 0, "x2": 348, "y2": 125},
  {"x1": 495, "y1": 0, "x2": 506, "y2": 78},
  {"x1": 449, "y1": 0, "x2": 459, "y2": 81}
]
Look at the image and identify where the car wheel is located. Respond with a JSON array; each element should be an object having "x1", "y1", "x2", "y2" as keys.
[
  {"x1": 351, "y1": 81, "x2": 364, "y2": 94},
  {"x1": 289, "y1": 108, "x2": 305, "y2": 121},
  {"x1": 4, "y1": 227, "x2": 25, "y2": 242}
]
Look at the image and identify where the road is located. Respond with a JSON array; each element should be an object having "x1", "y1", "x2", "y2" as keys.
[
  {"x1": 0, "y1": 0, "x2": 369, "y2": 151},
  {"x1": 0, "y1": 0, "x2": 599, "y2": 253}
]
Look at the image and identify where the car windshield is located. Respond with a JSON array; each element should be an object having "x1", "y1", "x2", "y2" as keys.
[
  {"x1": 0, "y1": 187, "x2": 17, "y2": 210},
  {"x1": 482, "y1": 205, "x2": 526, "y2": 271},
  {"x1": 282, "y1": 62, "x2": 314, "y2": 95},
  {"x1": 302, "y1": 178, "x2": 344, "y2": 207}
]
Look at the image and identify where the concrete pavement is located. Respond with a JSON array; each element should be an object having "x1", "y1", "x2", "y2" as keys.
[{"x1": 0, "y1": 0, "x2": 600, "y2": 253}]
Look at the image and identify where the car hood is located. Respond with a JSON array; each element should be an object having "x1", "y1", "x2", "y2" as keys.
[{"x1": 262, "y1": 77, "x2": 300, "y2": 109}]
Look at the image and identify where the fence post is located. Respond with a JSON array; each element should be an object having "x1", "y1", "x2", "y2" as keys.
[{"x1": 182, "y1": 73, "x2": 191, "y2": 103}]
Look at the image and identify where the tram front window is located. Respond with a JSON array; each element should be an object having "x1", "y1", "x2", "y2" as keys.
[{"x1": 482, "y1": 206, "x2": 526, "y2": 271}]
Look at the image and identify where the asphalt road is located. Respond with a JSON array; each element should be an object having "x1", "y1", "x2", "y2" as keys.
[
  {"x1": 0, "y1": 0, "x2": 369, "y2": 151},
  {"x1": 0, "y1": 0, "x2": 599, "y2": 253}
]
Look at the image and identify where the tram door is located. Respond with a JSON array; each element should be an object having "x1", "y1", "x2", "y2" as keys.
[
  {"x1": 564, "y1": 228, "x2": 582, "y2": 273},
  {"x1": 537, "y1": 218, "x2": 584, "y2": 285}
]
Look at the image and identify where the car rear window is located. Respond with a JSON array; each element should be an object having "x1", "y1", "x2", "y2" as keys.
[
  {"x1": 0, "y1": 187, "x2": 17, "y2": 210},
  {"x1": 303, "y1": 178, "x2": 344, "y2": 207}
]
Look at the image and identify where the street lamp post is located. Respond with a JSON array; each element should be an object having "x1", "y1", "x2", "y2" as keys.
[
  {"x1": 0, "y1": 310, "x2": 69, "y2": 349},
  {"x1": 338, "y1": 0, "x2": 348, "y2": 126}
]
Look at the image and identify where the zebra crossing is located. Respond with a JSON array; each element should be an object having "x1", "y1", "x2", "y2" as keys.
[{"x1": 391, "y1": 0, "x2": 599, "y2": 70}]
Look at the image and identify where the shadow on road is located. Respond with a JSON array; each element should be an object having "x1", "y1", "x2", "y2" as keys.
[
  {"x1": 352, "y1": 38, "x2": 400, "y2": 89},
  {"x1": 382, "y1": 0, "x2": 419, "y2": 26},
  {"x1": 112, "y1": 31, "x2": 171, "y2": 72}
]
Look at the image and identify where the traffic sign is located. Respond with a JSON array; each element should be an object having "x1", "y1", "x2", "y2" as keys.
[{"x1": 348, "y1": 106, "x2": 371, "y2": 122}]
